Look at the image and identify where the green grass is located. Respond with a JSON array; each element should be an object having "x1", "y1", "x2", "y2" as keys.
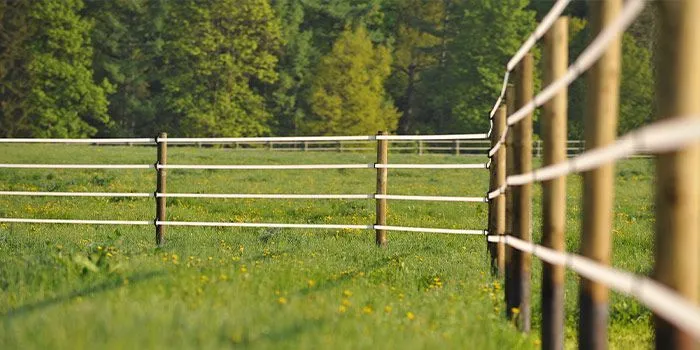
[{"x1": 0, "y1": 145, "x2": 657, "y2": 349}]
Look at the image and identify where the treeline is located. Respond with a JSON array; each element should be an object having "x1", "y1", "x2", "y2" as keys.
[{"x1": 0, "y1": 0, "x2": 655, "y2": 138}]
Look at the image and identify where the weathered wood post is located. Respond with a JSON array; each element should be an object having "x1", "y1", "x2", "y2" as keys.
[
  {"x1": 654, "y1": 1, "x2": 700, "y2": 349},
  {"x1": 579, "y1": 1, "x2": 622, "y2": 348},
  {"x1": 508, "y1": 53, "x2": 533, "y2": 332},
  {"x1": 489, "y1": 105, "x2": 507, "y2": 276},
  {"x1": 375, "y1": 131, "x2": 388, "y2": 247},
  {"x1": 418, "y1": 140, "x2": 423, "y2": 155},
  {"x1": 542, "y1": 16, "x2": 568, "y2": 350},
  {"x1": 156, "y1": 132, "x2": 167, "y2": 246},
  {"x1": 455, "y1": 140, "x2": 460, "y2": 156},
  {"x1": 504, "y1": 83, "x2": 515, "y2": 317}
]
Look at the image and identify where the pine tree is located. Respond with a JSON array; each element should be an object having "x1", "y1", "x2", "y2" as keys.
[
  {"x1": 0, "y1": 0, "x2": 112, "y2": 137},
  {"x1": 84, "y1": 0, "x2": 166, "y2": 137},
  {"x1": 306, "y1": 25, "x2": 398, "y2": 135},
  {"x1": 416, "y1": 0, "x2": 536, "y2": 133},
  {"x1": 385, "y1": 0, "x2": 444, "y2": 134},
  {"x1": 567, "y1": 18, "x2": 653, "y2": 138}
]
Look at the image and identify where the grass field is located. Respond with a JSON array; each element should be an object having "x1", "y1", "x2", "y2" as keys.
[{"x1": 0, "y1": 144, "x2": 656, "y2": 349}]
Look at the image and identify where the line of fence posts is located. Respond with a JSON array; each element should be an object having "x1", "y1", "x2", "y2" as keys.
[
  {"x1": 490, "y1": 1, "x2": 700, "y2": 349},
  {"x1": 253, "y1": 138, "x2": 589, "y2": 156}
]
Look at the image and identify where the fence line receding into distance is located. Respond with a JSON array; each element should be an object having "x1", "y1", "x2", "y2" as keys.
[
  {"x1": 1, "y1": 0, "x2": 700, "y2": 347},
  {"x1": 484, "y1": 0, "x2": 700, "y2": 348},
  {"x1": 0, "y1": 133, "x2": 491, "y2": 247}
]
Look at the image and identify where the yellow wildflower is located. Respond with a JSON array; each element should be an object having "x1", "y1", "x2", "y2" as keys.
[{"x1": 406, "y1": 312, "x2": 415, "y2": 320}]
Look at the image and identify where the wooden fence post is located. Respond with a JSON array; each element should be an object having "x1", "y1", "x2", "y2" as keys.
[
  {"x1": 654, "y1": 1, "x2": 700, "y2": 349},
  {"x1": 579, "y1": 1, "x2": 622, "y2": 348},
  {"x1": 509, "y1": 52, "x2": 533, "y2": 332},
  {"x1": 418, "y1": 140, "x2": 423, "y2": 155},
  {"x1": 156, "y1": 132, "x2": 167, "y2": 246},
  {"x1": 489, "y1": 105, "x2": 507, "y2": 276},
  {"x1": 455, "y1": 140, "x2": 460, "y2": 156},
  {"x1": 542, "y1": 16, "x2": 568, "y2": 350},
  {"x1": 375, "y1": 131, "x2": 388, "y2": 247},
  {"x1": 504, "y1": 83, "x2": 515, "y2": 318}
]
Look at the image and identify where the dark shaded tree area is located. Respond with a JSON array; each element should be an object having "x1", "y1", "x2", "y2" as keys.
[{"x1": 0, "y1": 0, "x2": 655, "y2": 138}]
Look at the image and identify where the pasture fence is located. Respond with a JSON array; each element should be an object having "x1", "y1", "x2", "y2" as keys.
[
  {"x1": 1, "y1": 0, "x2": 700, "y2": 348},
  {"x1": 0, "y1": 132, "x2": 490, "y2": 247},
  {"x1": 484, "y1": 0, "x2": 700, "y2": 349}
]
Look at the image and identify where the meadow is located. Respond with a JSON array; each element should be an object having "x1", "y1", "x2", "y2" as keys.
[{"x1": 0, "y1": 144, "x2": 655, "y2": 349}]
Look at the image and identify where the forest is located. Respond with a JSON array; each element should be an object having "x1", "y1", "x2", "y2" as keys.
[{"x1": 0, "y1": 0, "x2": 656, "y2": 138}]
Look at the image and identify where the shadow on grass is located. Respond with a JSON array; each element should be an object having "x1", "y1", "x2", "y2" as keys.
[
  {"x1": 1, "y1": 270, "x2": 164, "y2": 320},
  {"x1": 291, "y1": 252, "x2": 410, "y2": 298},
  {"x1": 233, "y1": 317, "x2": 327, "y2": 347}
]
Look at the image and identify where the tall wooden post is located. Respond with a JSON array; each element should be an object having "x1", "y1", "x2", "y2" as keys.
[
  {"x1": 542, "y1": 17, "x2": 568, "y2": 350},
  {"x1": 508, "y1": 53, "x2": 533, "y2": 332},
  {"x1": 156, "y1": 132, "x2": 167, "y2": 246},
  {"x1": 579, "y1": 1, "x2": 622, "y2": 348},
  {"x1": 375, "y1": 131, "x2": 388, "y2": 247},
  {"x1": 654, "y1": 1, "x2": 700, "y2": 349},
  {"x1": 504, "y1": 83, "x2": 516, "y2": 317},
  {"x1": 489, "y1": 106, "x2": 507, "y2": 276}
]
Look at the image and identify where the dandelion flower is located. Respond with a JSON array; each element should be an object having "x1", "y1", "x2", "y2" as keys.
[
  {"x1": 277, "y1": 297, "x2": 287, "y2": 305},
  {"x1": 343, "y1": 290, "x2": 352, "y2": 297},
  {"x1": 406, "y1": 312, "x2": 415, "y2": 320},
  {"x1": 362, "y1": 306, "x2": 373, "y2": 314}
]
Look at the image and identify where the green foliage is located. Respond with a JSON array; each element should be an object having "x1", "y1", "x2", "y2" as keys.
[
  {"x1": 159, "y1": 0, "x2": 282, "y2": 137},
  {"x1": 431, "y1": 0, "x2": 536, "y2": 133},
  {"x1": 385, "y1": 0, "x2": 444, "y2": 133},
  {"x1": 306, "y1": 25, "x2": 399, "y2": 135},
  {"x1": 268, "y1": 0, "x2": 314, "y2": 135},
  {"x1": 0, "y1": 0, "x2": 664, "y2": 139},
  {"x1": 84, "y1": 0, "x2": 166, "y2": 137},
  {"x1": 0, "y1": 0, "x2": 112, "y2": 138},
  {"x1": 567, "y1": 18, "x2": 654, "y2": 139}
]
